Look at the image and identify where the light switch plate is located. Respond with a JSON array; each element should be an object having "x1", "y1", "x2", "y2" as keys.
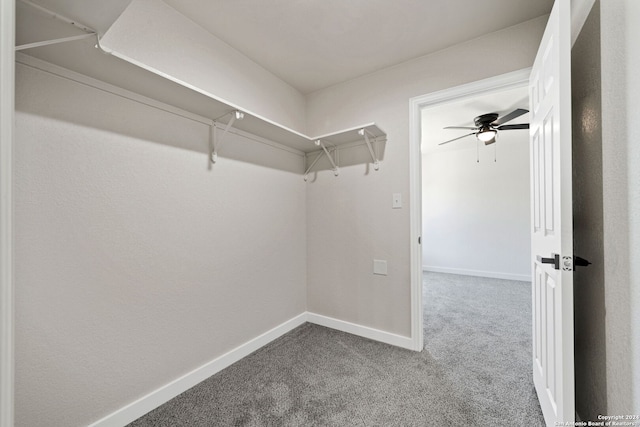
[
  {"x1": 373, "y1": 259, "x2": 388, "y2": 275},
  {"x1": 392, "y1": 193, "x2": 402, "y2": 209}
]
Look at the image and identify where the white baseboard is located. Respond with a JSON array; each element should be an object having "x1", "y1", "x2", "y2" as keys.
[
  {"x1": 88, "y1": 312, "x2": 415, "y2": 426},
  {"x1": 88, "y1": 313, "x2": 307, "y2": 427},
  {"x1": 422, "y1": 265, "x2": 531, "y2": 282},
  {"x1": 306, "y1": 312, "x2": 414, "y2": 350}
]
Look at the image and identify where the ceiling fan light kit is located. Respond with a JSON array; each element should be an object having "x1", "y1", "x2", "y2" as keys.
[{"x1": 477, "y1": 127, "x2": 497, "y2": 143}]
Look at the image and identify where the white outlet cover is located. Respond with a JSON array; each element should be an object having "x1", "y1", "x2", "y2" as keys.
[{"x1": 373, "y1": 259, "x2": 388, "y2": 275}]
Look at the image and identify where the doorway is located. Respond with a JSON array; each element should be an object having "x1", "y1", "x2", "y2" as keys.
[
  {"x1": 407, "y1": 67, "x2": 543, "y2": 422},
  {"x1": 408, "y1": 68, "x2": 532, "y2": 350}
]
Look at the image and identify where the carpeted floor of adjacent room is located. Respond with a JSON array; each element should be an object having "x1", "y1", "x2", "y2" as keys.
[{"x1": 128, "y1": 272, "x2": 545, "y2": 426}]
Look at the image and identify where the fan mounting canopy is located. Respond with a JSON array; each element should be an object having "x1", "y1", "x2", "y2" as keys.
[{"x1": 474, "y1": 113, "x2": 499, "y2": 127}]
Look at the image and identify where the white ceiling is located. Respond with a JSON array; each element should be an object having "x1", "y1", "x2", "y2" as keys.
[
  {"x1": 164, "y1": 0, "x2": 552, "y2": 93},
  {"x1": 421, "y1": 85, "x2": 530, "y2": 154},
  {"x1": 17, "y1": 0, "x2": 552, "y2": 94}
]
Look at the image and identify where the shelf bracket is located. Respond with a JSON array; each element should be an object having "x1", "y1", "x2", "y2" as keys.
[
  {"x1": 16, "y1": 33, "x2": 97, "y2": 51},
  {"x1": 304, "y1": 140, "x2": 340, "y2": 181},
  {"x1": 358, "y1": 128, "x2": 380, "y2": 170},
  {"x1": 315, "y1": 140, "x2": 339, "y2": 177},
  {"x1": 208, "y1": 123, "x2": 214, "y2": 169},
  {"x1": 16, "y1": 0, "x2": 100, "y2": 51},
  {"x1": 210, "y1": 111, "x2": 244, "y2": 164}
]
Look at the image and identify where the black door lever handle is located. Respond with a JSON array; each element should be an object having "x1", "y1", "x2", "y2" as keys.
[
  {"x1": 574, "y1": 256, "x2": 591, "y2": 268},
  {"x1": 537, "y1": 254, "x2": 560, "y2": 270}
]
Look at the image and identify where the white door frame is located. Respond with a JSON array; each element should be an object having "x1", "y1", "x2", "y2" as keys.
[
  {"x1": 408, "y1": 68, "x2": 532, "y2": 351},
  {"x1": 0, "y1": 1, "x2": 15, "y2": 426}
]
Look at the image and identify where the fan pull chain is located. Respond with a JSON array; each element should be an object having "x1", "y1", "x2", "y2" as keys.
[
  {"x1": 476, "y1": 139, "x2": 479, "y2": 163},
  {"x1": 494, "y1": 142, "x2": 497, "y2": 162}
]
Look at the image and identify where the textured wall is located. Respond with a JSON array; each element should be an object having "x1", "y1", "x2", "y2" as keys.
[
  {"x1": 14, "y1": 63, "x2": 307, "y2": 427},
  {"x1": 571, "y1": 2, "x2": 607, "y2": 419},
  {"x1": 600, "y1": 0, "x2": 640, "y2": 414},
  {"x1": 305, "y1": 17, "x2": 547, "y2": 336}
]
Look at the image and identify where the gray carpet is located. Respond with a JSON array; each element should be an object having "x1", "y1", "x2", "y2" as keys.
[{"x1": 128, "y1": 272, "x2": 544, "y2": 426}]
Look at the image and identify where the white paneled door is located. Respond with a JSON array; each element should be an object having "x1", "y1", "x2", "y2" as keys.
[{"x1": 529, "y1": 1, "x2": 574, "y2": 425}]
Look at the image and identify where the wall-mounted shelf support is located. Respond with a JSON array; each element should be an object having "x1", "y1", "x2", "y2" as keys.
[
  {"x1": 16, "y1": 33, "x2": 96, "y2": 51},
  {"x1": 16, "y1": 0, "x2": 99, "y2": 51},
  {"x1": 316, "y1": 140, "x2": 339, "y2": 177},
  {"x1": 358, "y1": 128, "x2": 380, "y2": 171},
  {"x1": 210, "y1": 110, "x2": 244, "y2": 164},
  {"x1": 28, "y1": 0, "x2": 387, "y2": 180},
  {"x1": 302, "y1": 124, "x2": 385, "y2": 180},
  {"x1": 303, "y1": 139, "x2": 340, "y2": 181}
]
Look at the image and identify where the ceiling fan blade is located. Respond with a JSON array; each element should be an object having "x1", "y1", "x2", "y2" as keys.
[
  {"x1": 492, "y1": 108, "x2": 529, "y2": 126},
  {"x1": 438, "y1": 132, "x2": 476, "y2": 146},
  {"x1": 497, "y1": 123, "x2": 530, "y2": 130},
  {"x1": 443, "y1": 126, "x2": 477, "y2": 130}
]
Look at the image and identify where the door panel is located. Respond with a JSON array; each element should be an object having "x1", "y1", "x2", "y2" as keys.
[{"x1": 529, "y1": 0, "x2": 574, "y2": 425}]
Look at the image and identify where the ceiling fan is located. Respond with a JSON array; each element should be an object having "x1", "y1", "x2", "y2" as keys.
[{"x1": 438, "y1": 108, "x2": 529, "y2": 146}]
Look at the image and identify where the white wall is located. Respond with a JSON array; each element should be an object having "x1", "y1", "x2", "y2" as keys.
[
  {"x1": 305, "y1": 17, "x2": 547, "y2": 336},
  {"x1": 422, "y1": 129, "x2": 531, "y2": 281},
  {"x1": 14, "y1": 62, "x2": 307, "y2": 427},
  {"x1": 600, "y1": 0, "x2": 640, "y2": 414},
  {"x1": 100, "y1": 0, "x2": 307, "y2": 134}
]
